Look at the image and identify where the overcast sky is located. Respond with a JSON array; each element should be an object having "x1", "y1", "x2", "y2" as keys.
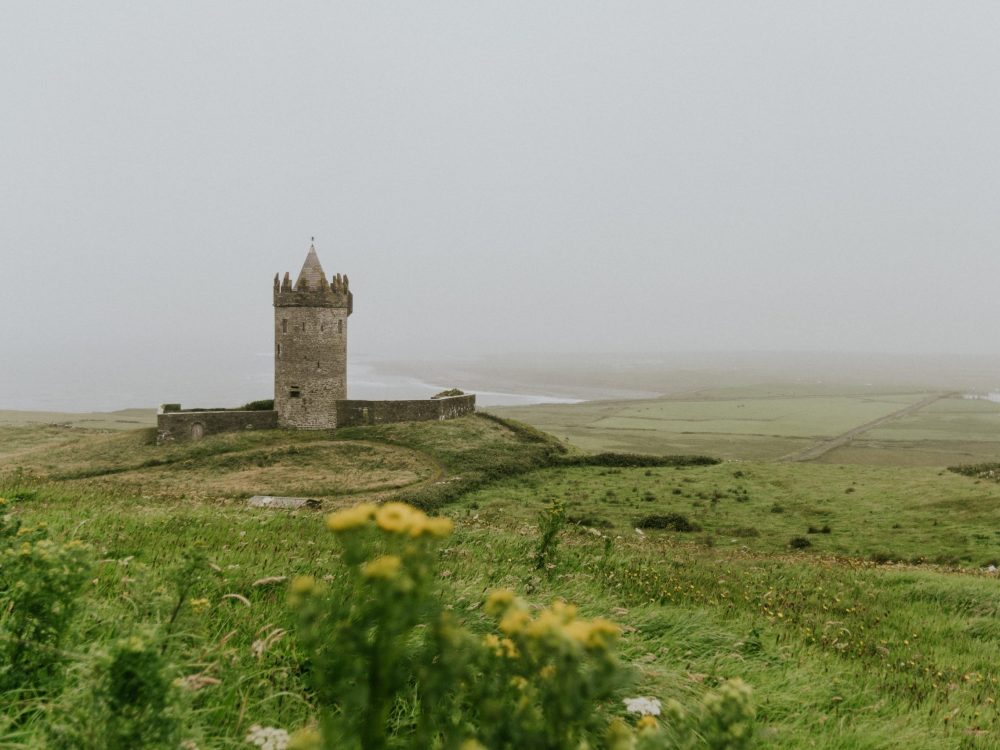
[{"x1": 3, "y1": 2, "x2": 1000, "y2": 409}]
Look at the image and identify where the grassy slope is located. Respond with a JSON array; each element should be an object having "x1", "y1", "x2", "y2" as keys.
[{"x1": 3, "y1": 416, "x2": 1000, "y2": 747}]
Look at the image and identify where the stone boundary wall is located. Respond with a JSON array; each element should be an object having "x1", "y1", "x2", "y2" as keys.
[
  {"x1": 156, "y1": 408, "x2": 278, "y2": 444},
  {"x1": 156, "y1": 395, "x2": 474, "y2": 443},
  {"x1": 336, "y1": 394, "x2": 476, "y2": 427}
]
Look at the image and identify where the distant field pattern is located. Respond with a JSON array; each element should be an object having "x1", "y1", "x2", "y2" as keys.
[{"x1": 496, "y1": 388, "x2": 1000, "y2": 465}]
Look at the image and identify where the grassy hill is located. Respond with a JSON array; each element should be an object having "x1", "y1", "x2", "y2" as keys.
[{"x1": 3, "y1": 414, "x2": 1000, "y2": 747}]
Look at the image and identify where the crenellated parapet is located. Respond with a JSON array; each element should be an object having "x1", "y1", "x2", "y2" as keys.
[{"x1": 273, "y1": 246, "x2": 353, "y2": 312}]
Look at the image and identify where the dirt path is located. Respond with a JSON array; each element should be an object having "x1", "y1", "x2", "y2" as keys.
[{"x1": 777, "y1": 392, "x2": 954, "y2": 463}]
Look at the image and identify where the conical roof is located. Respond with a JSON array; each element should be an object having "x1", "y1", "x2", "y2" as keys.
[{"x1": 295, "y1": 243, "x2": 328, "y2": 290}]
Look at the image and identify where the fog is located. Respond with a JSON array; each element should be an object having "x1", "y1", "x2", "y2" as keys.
[{"x1": 3, "y1": 2, "x2": 1000, "y2": 410}]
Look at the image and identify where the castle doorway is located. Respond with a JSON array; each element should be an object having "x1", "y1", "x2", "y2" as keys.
[{"x1": 190, "y1": 422, "x2": 204, "y2": 441}]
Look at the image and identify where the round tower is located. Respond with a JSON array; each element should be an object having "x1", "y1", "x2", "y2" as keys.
[{"x1": 273, "y1": 242, "x2": 353, "y2": 429}]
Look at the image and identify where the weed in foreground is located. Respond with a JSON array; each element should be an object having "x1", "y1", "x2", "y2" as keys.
[
  {"x1": 0, "y1": 499, "x2": 92, "y2": 694},
  {"x1": 291, "y1": 501, "x2": 755, "y2": 749}
]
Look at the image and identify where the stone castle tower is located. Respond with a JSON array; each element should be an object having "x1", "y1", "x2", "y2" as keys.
[{"x1": 273, "y1": 243, "x2": 353, "y2": 429}]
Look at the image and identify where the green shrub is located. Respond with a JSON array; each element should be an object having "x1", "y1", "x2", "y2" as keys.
[
  {"x1": 635, "y1": 514, "x2": 701, "y2": 533},
  {"x1": 559, "y1": 453, "x2": 720, "y2": 468},
  {"x1": 535, "y1": 499, "x2": 568, "y2": 572},
  {"x1": 292, "y1": 502, "x2": 755, "y2": 749},
  {"x1": 49, "y1": 633, "x2": 180, "y2": 749},
  {"x1": 241, "y1": 399, "x2": 275, "y2": 411},
  {"x1": 788, "y1": 536, "x2": 812, "y2": 550},
  {"x1": 293, "y1": 502, "x2": 455, "y2": 748},
  {"x1": 0, "y1": 502, "x2": 92, "y2": 693}
]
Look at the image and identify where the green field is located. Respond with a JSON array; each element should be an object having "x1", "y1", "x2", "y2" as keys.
[
  {"x1": 495, "y1": 387, "x2": 1000, "y2": 466},
  {"x1": 4, "y1": 413, "x2": 1000, "y2": 747}
]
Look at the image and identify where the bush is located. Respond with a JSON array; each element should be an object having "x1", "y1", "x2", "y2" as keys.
[
  {"x1": 635, "y1": 514, "x2": 701, "y2": 533},
  {"x1": 0, "y1": 503, "x2": 92, "y2": 693},
  {"x1": 241, "y1": 399, "x2": 275, "y2": 411},
  {"x1": 535, "y1": 499, "x2": 568, "y2": 572},
  {"x1": 788, "y1": 536, "x2": 812, "y2": 550},
  {"x1": 292, "y1": 502, "x2": 755, "y2": 749},
  {"x1": 49, "y1": 633, "x2": 180, "y2": 749},
  {"x1": 559, "y1": 453, "x2": 720, "y2": 469},
  {"x1": 949, "y1": 462, "x2": 1000, "y2": 481},
  {"x1": 431, "y1": 388, "x2": 465, "y2": 399}
]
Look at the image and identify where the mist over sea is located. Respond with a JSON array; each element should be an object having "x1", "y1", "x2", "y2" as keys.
[{"x1": 0, "y1": 354, "x2": 583, "y2": 413}]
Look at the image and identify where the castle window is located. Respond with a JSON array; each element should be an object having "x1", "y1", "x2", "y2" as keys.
[
  {"x1": 276, "y1": 343, "x2": 282, "y2": 358},
  {"x1": 321, "y1": 323, "x2": 326, "y2": 332},
  {"x1": 301, "y1": 322, "x2": 306, "y2": 332},
  {"x1": 338, "y1": 319, "x2": 343, "y2": 334},
  {"x1": 289, "y1": 387, "x2": 301, "y2": 398},
  {"x1": 281, "y1": 319, "x2": 287, "y2": 333}
]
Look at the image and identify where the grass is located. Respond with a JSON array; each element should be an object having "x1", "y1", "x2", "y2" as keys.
[
  {"x1": 459, "y1": 461, "x2": 1000, "y2": 565},
  {"x1": 4, "y1": 412, "x2": 1000, "y2": 746},
  {"x1": 493, "y1": 389, "x2": 1000, "y2": 466}
]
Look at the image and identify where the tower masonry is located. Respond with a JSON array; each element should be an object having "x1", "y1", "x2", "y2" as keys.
[{"x1": 273, "y1": 243, "x2": 353, "y2": 429}]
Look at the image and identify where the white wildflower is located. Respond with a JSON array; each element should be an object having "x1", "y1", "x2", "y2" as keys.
[
  {"x1": 245, "y1": 724, "x2": 290, "y2": 750},
  {"x1": 624, "y1": 696, "x2": 662, "y2": 716}
]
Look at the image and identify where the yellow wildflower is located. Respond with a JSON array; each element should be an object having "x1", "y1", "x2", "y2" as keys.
[
  {"x1": 460, "y1": 740, "x2": 487, "y2": 750},
  {"x1": 287, "y1": 727, "x2": 322, "y2": 750},
  {"x1": 500, "y1": 637, "x2": 519, "y2": 658},
  {"x1": 550, "y1": 600, "x2": 577, "y2": 623},
  {"x1": 326, "y1": 503, "x2": 376, "y2": 533},
  {"x1": 510, "y1": 675, "x2": 529, "y2": 691},
  {"x1": 375, "y1": 502, "x2": 423, "y2": 534},
  {"x1": 637, "y1": 715, "x2": 658, "y2": 732},
  {"x1": 362, "y1": 555, "x2": 403, "y2": 580},
  {"x1": 539, "y1": 664, "x2": 556, "y2": 680},
  {"x1": 499, "y1": 608, "x2": 531, "y2": 635},
  {"x1": 606, "y1": 718, "x2": 634, "y2": 750},
  {"x1": 485, "y1": 589, "x2": 516, "y2": 616},
  {"x1": 565, "y1": 617, "x2": 619, "y2": 649},
  {"x1": 190, "y1": 598, "x2": 211, "y2": 613},
  {"x1": 421, "y1": 516, "x2": 454, "y2": 538},
  {"x1": 290, "y1": 575, "x2": 317, "y2": 596}
]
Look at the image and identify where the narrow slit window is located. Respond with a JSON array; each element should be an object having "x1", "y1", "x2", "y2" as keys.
[
  {"x1": 289, "y1": 387, "x2": 301, "y2": 398},
  {"x1": 281, "y1": 319, "x2": 288, "y2": 333},
  {"x1": 338, "y1": 319, "x2": 343, "y2": 334},
  {"x1": 276, "y1": 343, "x2": 281, "y2": 358}
]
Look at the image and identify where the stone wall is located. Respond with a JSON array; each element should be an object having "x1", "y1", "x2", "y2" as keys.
[
  {"x1": 155, "y1": 396, "x2": 474, "y2": 444},
  {"x1": 336, "y1": 395, "x2": 476, "y2": 427},
  {"x1": 156, "y1": 408, "x2": 278, "y2": 444}
]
